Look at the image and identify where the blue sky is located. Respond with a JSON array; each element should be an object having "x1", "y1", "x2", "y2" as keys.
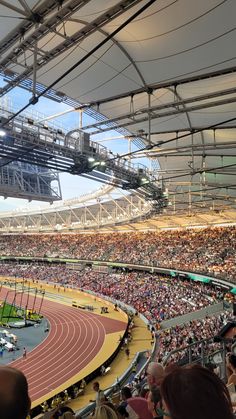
[{"x1": 0, "y1": 78, "x2": 148, "y2": 212}]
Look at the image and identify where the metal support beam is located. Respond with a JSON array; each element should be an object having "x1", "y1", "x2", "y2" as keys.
[
  {"x1": 0, "y1": 192, "x2": 154, "y2": 232},
  {"x1": 0, "y1": 0, "x2": 29, "y2": 17},
  {"x1": 0, "y1": 0, "x2": 143, "y2": 98},
  {"x1": 82, "y1": 86, "x2": 236, "y2": 131}
]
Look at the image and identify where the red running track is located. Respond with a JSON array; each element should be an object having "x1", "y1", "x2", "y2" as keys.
[{"x1": 1, "y1": 288, "x2": 127, "y2": 403}]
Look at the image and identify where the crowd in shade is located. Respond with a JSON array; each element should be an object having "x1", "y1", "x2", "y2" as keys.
[{"x1": 0, "y1": 226, "x2": 236, "y2": 281}]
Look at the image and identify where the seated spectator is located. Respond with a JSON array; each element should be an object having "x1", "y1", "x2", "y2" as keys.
[
  {"x1": 0, "y1": 365, "x2": 31, "y2": 419},
  {"x1": 160, "y1": 364, "x2": 234, "y2": 419},
  {"x1": 50, "y1": 406, "x2": 75, "y2": 419}
]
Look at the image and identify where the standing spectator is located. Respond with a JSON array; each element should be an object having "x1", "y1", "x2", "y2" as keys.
[
  {"x1": 90, "y1": 382, "x2": 105, "y2": 407},
  {"x1": 146, "y1": 362, "x2": 164, "y2": 389},
  {"x1": 22, "y1": 347, "x2": 27, "y2": 359},
  {"x1": 120, "y1": 386, "x2": 132, "y2": 409},
  {"x1": 100, "y1": 365, "x2": 106, "y2": 376},
  {"x1": 125, "y1": 348, "x2": 130, "y2": 359}
]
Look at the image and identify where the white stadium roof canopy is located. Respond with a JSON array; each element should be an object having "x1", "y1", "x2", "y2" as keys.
[{"x1": 0, "y1": 0, "x2": 236, "y2": 229}]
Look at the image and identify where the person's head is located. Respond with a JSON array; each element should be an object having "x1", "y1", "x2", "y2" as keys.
[
  {"x1": 52, "y1": 406, "x2": 75, "y2": 419},
  {"x1": 204, "y1": 362, "x2": 217, "y2": 373},
  {"x1": 160, "y1": 364, "x2": 234, "y2": 419},
  {"x1": 92, "y1": 404, "x2": 119, "y2": 419},
  {"x1": 93, "y1": 381, "x2": 100, "y2": 392},
  {"x1": 121, "y1": 386, "x2": 132, "y2": 400},
  {"x1": 0, "y1": 366, "x2": 31, "y2": 419},
  {"x1": 146, "y1": 362, "x2": 164, "y2": 388}
]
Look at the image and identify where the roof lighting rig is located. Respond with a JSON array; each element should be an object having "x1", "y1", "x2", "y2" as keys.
[{"x1": 0, "y1": 113, "x2": 167, "y2": 208}]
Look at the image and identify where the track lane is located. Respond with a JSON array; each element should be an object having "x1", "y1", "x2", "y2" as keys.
[{"x1": 0, "y1": 287, "x2": 126, "y2": 402}]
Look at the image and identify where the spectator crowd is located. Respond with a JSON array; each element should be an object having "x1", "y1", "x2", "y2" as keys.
[
  {"x1": 0, "y1": 225, "x2": 235, "y2": 281},
  {"x1": 0, "y1": 226, "x2": 235, "y2": 418},
  {"x1": 0, "y1": 264, "x2": 223, "y2": 323}
]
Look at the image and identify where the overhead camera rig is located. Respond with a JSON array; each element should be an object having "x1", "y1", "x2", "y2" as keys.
[{"x1": 0, "y1": 113, "x2": 167, "y2": 206}]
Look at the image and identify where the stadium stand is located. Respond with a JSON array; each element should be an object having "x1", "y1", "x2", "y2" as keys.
[
  {"x1": 0, "y1": 227, "x2": 236, "y2": 417},
  {"x1": 0, "y1": 226, "x2": 236, "y2": 281}
]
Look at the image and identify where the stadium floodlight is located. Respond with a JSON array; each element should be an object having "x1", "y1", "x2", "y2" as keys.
[
  {"x1": 141, "y1": 177, "x2": 149, "y2": 184},
  {"x1": 97, "y1": 161, "x2": 106, "y2": 173},
  {"x1": 0, "y1": 129, "x2": 6, "y2": 137},
  {"x1": 92, "y1": 161, "x2": 100, "y2": 168}
]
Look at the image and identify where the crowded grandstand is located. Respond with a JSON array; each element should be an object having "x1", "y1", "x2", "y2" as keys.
[
  {"x1": 0, "y1": 226, "x2": 236, "y2": 417},
  {"x1": 0, "y1": 226, "x2": 235, "y2": 280}
]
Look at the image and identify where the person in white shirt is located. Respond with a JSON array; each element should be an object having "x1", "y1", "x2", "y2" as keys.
[{"x1": 90, "y1": 382, "x2": 105, "y2": 407}]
